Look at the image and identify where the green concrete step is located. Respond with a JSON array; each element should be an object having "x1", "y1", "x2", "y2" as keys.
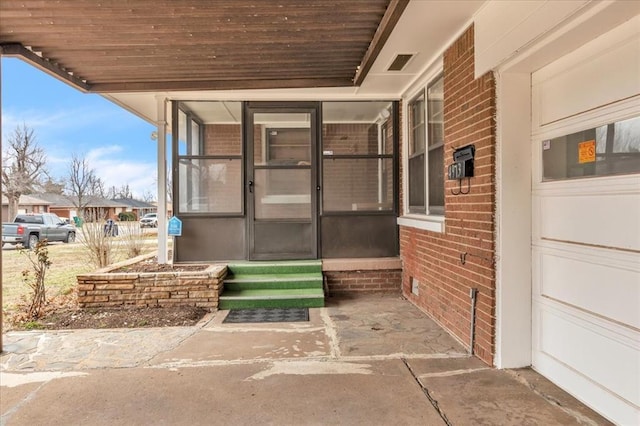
[
  {"x1": 222, "y1": 261, "x2": 325, "y2": 310},
  {"x1": 224, "y1": 273, "x2": 323, "y2": 291},
  {"x1": 219, "y1": 288, "x2": 325, "y2": 309},
  {"x1": 227, "y1": 260, "x2": 322, "y2": 275}
]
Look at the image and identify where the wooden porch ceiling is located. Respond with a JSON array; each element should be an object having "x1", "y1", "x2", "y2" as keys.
[{"x1": 0, "y1": 0, "x2": 408, "y2": 93}]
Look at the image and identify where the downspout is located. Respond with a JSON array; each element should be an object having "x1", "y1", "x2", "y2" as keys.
[{"x1": 156, "y1": 96, "x2": 168, "y2": 264}]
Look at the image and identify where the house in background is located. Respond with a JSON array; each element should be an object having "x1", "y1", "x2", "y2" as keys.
[
  {"x1": 1, "y1": 1, "x2": 639, "y2": 423},
  {"x1": 112, "y1": 198, "x2": 156, "y2": 220},
  {"x1": 33, "y1": 193, "x2": 130, "y2": 222},
  {"x1": 31, "y1": 193, "x2": 77, "y2": 221},
  {"x1": 1, "y1": 194, "x2": 51, "y2": 221}
]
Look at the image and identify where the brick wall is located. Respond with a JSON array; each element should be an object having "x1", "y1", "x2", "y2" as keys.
[
  {"x1": 322, "y1": 122, "x2": 393, "y2": 211},
  {"x1": 325, "y1": 270, "x2": 402, "y2": 294},
  {"x1": 204, "y1": 124, "x2": 242, "y2": 155},
  {"x1": 400, "y1": 25, "x2": 496, "y2": 365}
]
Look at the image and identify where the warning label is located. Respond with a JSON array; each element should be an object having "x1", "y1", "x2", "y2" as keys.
[{"x1": 578, "y1": 140, "x2": 596, "y2": 164}]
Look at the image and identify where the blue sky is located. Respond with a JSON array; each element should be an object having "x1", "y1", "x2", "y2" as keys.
[{"x1": 1, "y1": 57, "x2": 159, "y2": 199}]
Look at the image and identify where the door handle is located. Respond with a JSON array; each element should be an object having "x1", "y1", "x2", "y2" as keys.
[{"x1": 248, "y1": 180, "x2": 254, "y2": 193}]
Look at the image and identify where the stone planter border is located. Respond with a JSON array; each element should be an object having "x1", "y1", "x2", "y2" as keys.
[{"x1": 77, "y1": 252, "x2": 226, "y2": 310}]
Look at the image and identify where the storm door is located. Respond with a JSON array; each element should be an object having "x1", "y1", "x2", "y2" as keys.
[{"x1": 245, "y1": 103, "x2": 319, "y2": 260}]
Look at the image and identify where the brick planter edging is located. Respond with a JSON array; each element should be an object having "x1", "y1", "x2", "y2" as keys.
[{"x1": 77, "y1": 253, "x2": 226, "y2": 310}]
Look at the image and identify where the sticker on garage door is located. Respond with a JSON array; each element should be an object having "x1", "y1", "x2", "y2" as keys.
[{"x1": 578, "y1": 140, "x2": 596, "y2": 163}]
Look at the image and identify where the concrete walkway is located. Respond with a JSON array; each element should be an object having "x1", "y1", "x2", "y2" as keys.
[{"x1": 1, "y1": 294, "x2": 610, "y2": 425}]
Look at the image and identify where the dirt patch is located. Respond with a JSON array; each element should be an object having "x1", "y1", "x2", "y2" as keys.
[
  {"x1": 5, "y1": 277, "x2": 210, "y2": 332},
  {"x1": 6, "y1": 299, "x2": 209, "y2": 331},
  {"x1": 31, "y1": 306, "x2": 209, "y2": 330},
  {"x1": 5, "y1": 297, "x2": 210, "y2": 331},
  {"x1": 5, "y1": 255, "x2": 215, "y2": 331}
]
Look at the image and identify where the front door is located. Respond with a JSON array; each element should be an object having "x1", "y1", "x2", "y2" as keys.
[{"x1": 245, "y1": 102, "x2": 318, "y2": 260}]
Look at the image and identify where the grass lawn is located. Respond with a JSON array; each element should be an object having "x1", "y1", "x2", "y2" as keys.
[{"x1": 2, "y1": 224, "x2": 160, "y2": 311}]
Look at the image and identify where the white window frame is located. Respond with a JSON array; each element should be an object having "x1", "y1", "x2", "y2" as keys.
[{"x1": 399, "y1": 69, "x2": 445, "y2": 233}]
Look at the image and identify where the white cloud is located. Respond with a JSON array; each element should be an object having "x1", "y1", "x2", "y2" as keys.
[
  {"x1": 2, "y1": 107, "x2": 158, "y2": 199},
  {"x1": 86, "y1": 145, "x2": 157, "y2": 198}
]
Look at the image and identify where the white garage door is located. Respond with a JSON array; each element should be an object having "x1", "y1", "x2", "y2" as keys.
[{"x1": 531, "y1": 18, "x2": 640, "y2": 425}]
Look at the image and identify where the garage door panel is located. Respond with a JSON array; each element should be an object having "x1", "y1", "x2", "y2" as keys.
[
  {"x1": 538, "y1": 304, "x2": 640, "y2": 407},
  {"x1": 533, "y1": 15, "x2": 640, "y2": 127},
  {"x1": 539, "y1": 193, "x2": 640, "y2": 250},
  {"x1": 537, "y1": 249, "x2": 640, "y2": 328},
  {"x1": 533, "y1": 349, "x2": 640, "y2": 426},
  {"x1": 531, "y1": 17, "x2": 640, "y2": 424}
]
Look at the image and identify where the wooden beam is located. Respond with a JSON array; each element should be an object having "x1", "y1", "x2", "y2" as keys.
[
  {"x1": 90, "y1": 77, "x2": 353, "y2": 93},
  {"x1": 0, "y1": 43, "x2": 91, "y2": 91},
  {"x1": 353, "y1": 0, "x2": 410, "y2": 86}
]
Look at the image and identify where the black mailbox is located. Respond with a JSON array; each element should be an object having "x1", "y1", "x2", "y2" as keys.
[{"x1": 448, "y1": 145, "x2": 475, "y2": 180}]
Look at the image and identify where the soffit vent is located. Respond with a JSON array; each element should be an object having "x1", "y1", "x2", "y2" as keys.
[{"x1": 387, "y1": 53, "x2": 414, "y2": 71}]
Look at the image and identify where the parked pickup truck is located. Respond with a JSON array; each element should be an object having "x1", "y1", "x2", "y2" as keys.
[{"x1": 2, "y1": 213, "x2": 76, "y2": 249}]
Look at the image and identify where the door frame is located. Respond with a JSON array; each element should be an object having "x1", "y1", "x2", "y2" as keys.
[{"x1": 243, "y1": 101, "x2": 321, "y2": 260}]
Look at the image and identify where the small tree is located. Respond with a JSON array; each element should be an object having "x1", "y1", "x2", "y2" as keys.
[
  {"x1": 1, "y1": 124, "x2": 48, "y2": 220},
  {"x1": 66, "y1": 154, "x2": 103, "y2": 218},
  {"x1": 41, "y1": 177, "x2": 66, "y2": 194},
  {"x1": 141, "y1": 189, "x2": 156, "y2": 203},
  {"x1": 20, "y1": 239, "x2": 52, "y2": 319},
  {"x1": 106, "y1": 184, "x2": 133, "y2": 199}
]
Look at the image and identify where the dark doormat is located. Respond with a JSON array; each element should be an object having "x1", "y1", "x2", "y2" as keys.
[{"x1": 223, "y1": 308, "x2": 309, "y2": 324}]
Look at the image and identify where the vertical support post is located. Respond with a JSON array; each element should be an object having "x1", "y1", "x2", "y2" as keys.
[
  {"x1": 0, "y1": 46, "x2": 4, "y2": 352},
  {"x1": 377, "y1": 120, "x2": 383, "y2": 203},
  {"x1": 156, "y1": 96, "x2": 168, "y2": 264}
]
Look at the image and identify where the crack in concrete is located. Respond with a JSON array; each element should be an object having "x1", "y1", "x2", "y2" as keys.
[
  {"x1": 320, "y1": 308, "x2": 341, "y2": 358},
  {"x1": 147, "y1": 352, "x2": 472, "y2": 370},
  {"x1": 504, "y1": 370, "x2": 602, "y2": 426},
  {"x1": 0, "y1": 381, "x2": 47, "y2": 426},
  {"x1": 144, "y1": 327, "x2": 204, "y2": 367},
  {"x1": 402, "y1": 357, "x2": 452, "y2": 426},
  {"x1": 418, "y1": 367, "x2": 491, "y2": 379}
]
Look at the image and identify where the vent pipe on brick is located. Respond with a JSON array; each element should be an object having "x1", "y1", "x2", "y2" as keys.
[{"x1": 469, "y1": 288, "x2": 478, "y2": 355}]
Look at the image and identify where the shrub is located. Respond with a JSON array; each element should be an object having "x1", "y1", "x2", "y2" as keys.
[
  {"x1": 119, "y1": 222, "x2": 146, "y2": 259},
  {"x1": 19, "y1": 239, "x2": 52, "y2": 319},
  {"x1": 118, "y1": 211, "x2": 136, "y2": 221},
  {"x1": 80, "y1": 209, "x2": 114, "y2": 268}
]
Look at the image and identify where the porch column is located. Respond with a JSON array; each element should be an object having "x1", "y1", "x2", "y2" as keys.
[
  {"x1": 494, "y1": 71, "x2": 532, "y2": 368},
  {"x1": 0, "y1": 46, "x2": 4, "y2": 351},
  {"x1": 156, "y1": 96, "x2": 169, "y2": 264}
]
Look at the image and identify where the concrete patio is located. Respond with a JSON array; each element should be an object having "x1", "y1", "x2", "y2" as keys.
[{"x1": 1, "y1": 294, "x2": 610, "y2": 425}]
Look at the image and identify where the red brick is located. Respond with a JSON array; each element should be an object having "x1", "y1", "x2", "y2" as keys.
[{"x1": 400, "y1": 24, "x2": 496, "y2": 366}]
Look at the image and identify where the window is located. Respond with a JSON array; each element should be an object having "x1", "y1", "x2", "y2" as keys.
[
  {"x1": 407, "y1": 74, "x2": 444, "y2": 215},
  {"x1": 321, "y1": 101, "x2": 395, "y2": 212},
  {"x1": 542, "y1": 115, "x2": 640, "y2": 181},
  {"x1": 408, "y1": 92, "x2": 425, "y2": 213},
  {"x1": 176, "y1": 101, "x2": 243, "y2": 214}
]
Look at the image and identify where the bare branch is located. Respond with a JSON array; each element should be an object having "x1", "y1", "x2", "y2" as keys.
[
  {"x1": 1, "y1": 124, "x2": 48, "y2": 220},
  {"x1": 66, "y1": 153, "x2": 101, "y2": 218}
]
